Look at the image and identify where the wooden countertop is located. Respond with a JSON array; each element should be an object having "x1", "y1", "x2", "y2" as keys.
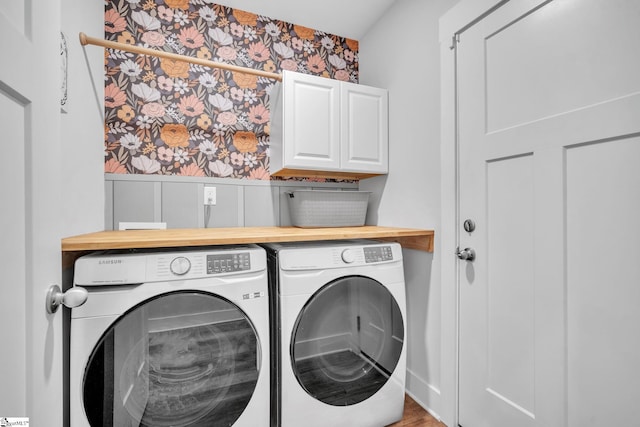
[{"x1": 61, "y1": 226, "x2": 434, "y2": 253}]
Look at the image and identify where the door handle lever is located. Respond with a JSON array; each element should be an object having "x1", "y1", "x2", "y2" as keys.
[{"x1": 456, "y1": 247, "x2": 476, "y2": 261}]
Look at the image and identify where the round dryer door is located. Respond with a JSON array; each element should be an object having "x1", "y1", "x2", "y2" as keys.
[
  {"x1": 291, "y1": 276, "x2": 404, "y2": 406},
  {"x1": 82, "y1": 291, "x2": 260, "y2": 427}
]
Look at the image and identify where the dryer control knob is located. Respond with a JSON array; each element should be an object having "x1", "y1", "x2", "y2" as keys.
[
  {"x1": 341, "y1": 249, "x2": 356, "y2": 264},
  {"x1": 170, "y1": 256, "x2": 191, "y2": 275}
]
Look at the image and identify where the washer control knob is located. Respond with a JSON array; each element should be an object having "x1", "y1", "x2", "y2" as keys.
[
  {"x1": 341, "y1": 249, "x2": 356, "y2": 264},
  {"x1": 170, "y1": 256, "x2": 191, "y2": 275}
]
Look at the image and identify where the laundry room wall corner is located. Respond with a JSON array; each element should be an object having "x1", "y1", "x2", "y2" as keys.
[{"x1": 402, "y1": 249, "x2": 441, "y2": 417}]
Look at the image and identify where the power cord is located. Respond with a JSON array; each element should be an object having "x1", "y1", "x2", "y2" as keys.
[
  {"x1": 204, "y1": 204, "x2": 213, "y2": 228},
  {"x1": 204, "y1": 186, "x2": 216, "y2": 228}
]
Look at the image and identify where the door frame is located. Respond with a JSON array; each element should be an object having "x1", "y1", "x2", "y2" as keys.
[{"x1": 438, "y1": 1, "x2": 508, "y2": 426}]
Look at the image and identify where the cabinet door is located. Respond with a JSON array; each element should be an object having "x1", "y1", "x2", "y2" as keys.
[
  {"x1": 283, "y1": 71, "x2": 341, "y2": 170},
  {"x1": 341, "y1": 83, "x2": 388, "y2": 173}
]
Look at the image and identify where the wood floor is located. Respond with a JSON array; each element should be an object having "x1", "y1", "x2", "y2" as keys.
[{"x1": 387, "y1": 395, "x2": 446, "y2": 427}]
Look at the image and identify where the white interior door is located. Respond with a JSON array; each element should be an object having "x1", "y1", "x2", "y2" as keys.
[
  {"x1": 0, "y1": 1, "x2": 63, "y2": 424},
  {"x1": 456, "y1": 0, "x2": 640, "y2": 426}
]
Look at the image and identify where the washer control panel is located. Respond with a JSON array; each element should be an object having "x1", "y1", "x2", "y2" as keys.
[
  {"x1": 206, "y1": 252, "x2": 251, "y2": 274},
  {"x1": 363, "y1": 246, "x2": 394, "y2": 263},
  {"x1": 73, "y1": 245, "x2": 264, "y2": 285}
]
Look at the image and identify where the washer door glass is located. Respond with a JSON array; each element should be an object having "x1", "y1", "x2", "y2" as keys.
[
  {"x1": 83, "y1": 291, "x2": 260, "y2": 427},
  {"x1": 291, "y1": 275, "x2": 404, "y2": 406}
]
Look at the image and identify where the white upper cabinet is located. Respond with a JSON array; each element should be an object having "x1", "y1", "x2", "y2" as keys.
[
  {"x1": 340, "y1": 83, "x2": 389, "y2": 173},
  {"x1": 270, "y1": 70, "x2": 388, "y2": 179}
]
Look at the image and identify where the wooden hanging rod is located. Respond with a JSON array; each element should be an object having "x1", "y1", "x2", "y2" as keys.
[{"x1": 79, "y1": 32, "x2": 282, "y2": 81}]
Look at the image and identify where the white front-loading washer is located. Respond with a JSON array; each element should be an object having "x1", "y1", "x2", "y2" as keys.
[
  {"x1": 70, "y1": 245, "x2": 269, "y2": 427},
  {"x1": 262, "y1": 240, "x2": 406, "y2": 427}
]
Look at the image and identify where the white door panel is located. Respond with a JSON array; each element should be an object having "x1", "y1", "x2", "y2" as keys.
[
  {"x1": 0, "y1": 74, "x2": 28, "y2": 418},
  {"x1": 457, "y1": 0, "x2": 640, "y2": 426},
  {"x1": 0, "y1": 0, "x2": 63, "y2": 423},
  {"x1": 486, "y1": 154, "x2": 535, "y2": 416},
  {"x1": 0, "y1": 2, "x2": 26, "y2": 36},
  {"x1": 566, "y1": 136, "x2": 640, "y2": 426},
  {"x1": 482, "y1": 0, "x2": 640, "y2": 133}
]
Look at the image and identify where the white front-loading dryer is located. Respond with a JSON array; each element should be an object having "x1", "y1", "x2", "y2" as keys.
[
  {"x1": 263, "y1": 240, "x2": 407, "y2": 427},
  {"x1": 70, "y1": 245, "x2": 269, "y2": 427}
]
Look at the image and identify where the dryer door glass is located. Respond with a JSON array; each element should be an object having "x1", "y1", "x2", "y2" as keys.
[
  {"x1": 82, "y1": 291, "x2": 260, "y2": 427},
  {"x1": 291, "y1": 276, "x2": 404, "y2": 406}
]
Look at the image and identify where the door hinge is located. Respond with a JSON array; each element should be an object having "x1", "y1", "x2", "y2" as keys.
[
  {"x1": 357, "y1": 315, "x2": 361, "y2": 331},
  {"x1": 450, "y1": 33, "x2": 460, "y2": 50}
]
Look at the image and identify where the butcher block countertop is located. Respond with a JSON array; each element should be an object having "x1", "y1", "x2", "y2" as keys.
[{"x1": 61, "y1": 226, "x2": 434, "y2": 253}]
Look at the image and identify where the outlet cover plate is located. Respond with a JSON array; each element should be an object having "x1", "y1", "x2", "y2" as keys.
[{"x1": 204, "y1": 186, "x2": 216, "y2": 205}]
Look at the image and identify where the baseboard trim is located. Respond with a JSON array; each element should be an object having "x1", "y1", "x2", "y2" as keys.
[{"x1": 405, "y1": 368, "x2": 443, "y2": 422}]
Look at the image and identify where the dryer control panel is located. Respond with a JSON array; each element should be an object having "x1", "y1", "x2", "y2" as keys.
[
  {"x1": 277, "y1": 241, "x2": 402, "y2": 271},
  {"x1": 363, "y1": 246, "x2": 394, "y2": 263}
]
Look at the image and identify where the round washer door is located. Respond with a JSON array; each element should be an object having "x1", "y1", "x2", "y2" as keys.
[
  {"x1": 83, "y1": 291, "x2": 260, "y2": 427},
  {"x1": 291, "y1": 275, "x2": 404, "y2": 406}
]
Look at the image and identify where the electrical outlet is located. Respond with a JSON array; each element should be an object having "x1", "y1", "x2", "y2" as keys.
[{"x1": 204, "y1": 186, "x2": 216, "y2": 205}]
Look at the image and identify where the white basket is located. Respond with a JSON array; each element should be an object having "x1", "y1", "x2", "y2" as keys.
[{"x1": 286, "y1": 190, "x2": 370, "y2": 228}]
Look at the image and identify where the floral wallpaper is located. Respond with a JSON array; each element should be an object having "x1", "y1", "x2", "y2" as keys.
[{"x1": 104, "y1": 0, "x2": 359, "y2": 179}]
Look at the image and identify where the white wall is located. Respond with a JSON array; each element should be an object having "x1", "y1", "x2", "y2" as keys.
[
  {"x1": 60, "y1": 0, "x2": 105, "y2": 237},
  {"x1": 358, "y1": 0, "x2": 459, "y2": 420}
]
